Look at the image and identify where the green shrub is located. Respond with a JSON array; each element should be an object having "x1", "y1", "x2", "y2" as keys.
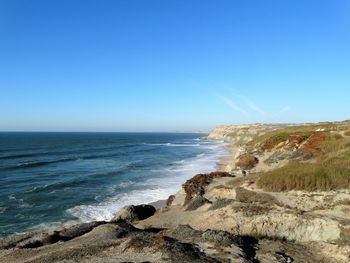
[
  {"x1": 236, "y1": 154, "x2": 259, "y2": 170},
  {"x1": 261, "y1": 132, "x2": 290, "y2": 150},
  {"x1": 209, "y1": 198, "x2": 234, "y2": 210},
  {"x1": 186, "y1": 196, "x2": 208, "y2": 211}
]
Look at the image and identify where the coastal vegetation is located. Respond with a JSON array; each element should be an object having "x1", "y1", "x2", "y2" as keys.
[
  {"x1": 257, "y1": 122, "x2": 350, "y2": 192},
  {"x1": 209, "y1": 198, "x2": 234, "y2": 210},
  {"x1": 186, "y1": 195, "x2": 208, "y2": 211},
  {"x1": 236, "y1": 153, "x2": 259, "y2": 169},
  {"x1": 258, "y1": 161, "x2": 350, "y2": 191}
]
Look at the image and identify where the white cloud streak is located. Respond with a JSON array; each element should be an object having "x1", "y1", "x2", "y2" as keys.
[
  {"x1": 217, "y1": 90, "x2": 290, "y2": 122},
  {"x1": 276, "y1": 106, "x2": 291, "y2": 115},
  {"x1": 241, "y1": 96, "x2": 266, "y2": 116},
  {"x1": 228, "y1": 91, "x2": 267, "y2": 117},
  {"x1": 216, "y1": 95, "x2": 249, "y2": 116}
]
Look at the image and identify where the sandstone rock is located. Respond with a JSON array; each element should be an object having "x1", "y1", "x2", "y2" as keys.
[
  {"x1": 182, "y1": 171, "x2": 234, "y2": 203},
  {"x1": 166, "y1": 194, "x2": 175, "y2": 207},
  {"x1": 112, "y1": 204, "x2": 156, "y2": 223}
]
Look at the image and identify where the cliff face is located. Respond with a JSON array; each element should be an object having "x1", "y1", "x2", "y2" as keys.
[
  {"x1": 144, "y1": 121, "x2": 350, "y2": 262},
  {"x1": 207, "y1": 124, "x2": 283, "y2": 143}
]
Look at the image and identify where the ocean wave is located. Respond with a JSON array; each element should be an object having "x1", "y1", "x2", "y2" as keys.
[
  {"x1": 3, "y1": 152, "x2": 130, "y2": 170},
  {"x1": 0, "y1": 153, "x2": 39, "y2": 160},
  {"x1": 0, "y1": 143, "x2": 142, "y2": 164},
  {"x1": 5, "y1": 157, "x2": 78, "y2": 170},
  {"x1": 117, "y1": 181, "x2": 135, "y2": 188},
  {"x1": 67, "y1": 140, "x2": 229, "y2": 222},
  {"x1": 22, "y1": 168, "x2": 129, "y2": 195},
  {"x1": 173, "y1": 159, "x2": 185, "y2": 164},
  {"x1": 18, "y1": 203, "x2": 33, "y2": 208},
  {"x1": 25, "y1": 180, "x2": 85, "y2": 194},
  {"x1": 144, "y1": 142, "x2": 200, "y2": 147},
  {"x1": 0, "y1": 207, "x2": 7, "y2": 214},
  {"x1": 67, "y1": 188, "x2": 170, "y2": 221}
]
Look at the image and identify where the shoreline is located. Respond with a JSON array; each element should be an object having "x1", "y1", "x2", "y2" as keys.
[
  {"x1": 147, "y1": 139, "x2": 233, "y2": 210},
  {"x1": 3, "y1": 121, "x2": 350, "y2": 262},
  {"x1": 0, "y1": 136, "x2": 229, "y2": 240},
  {"x1": 217, "y1": 141, "x2": 238, "y2": 173},
  {"x1": 148, "y1": 139, "x2": 235, "y2": 210}
]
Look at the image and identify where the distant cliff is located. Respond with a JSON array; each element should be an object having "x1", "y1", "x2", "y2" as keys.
[{"x1": 207, "y1": 124, "x2": 284, "y2": 144}]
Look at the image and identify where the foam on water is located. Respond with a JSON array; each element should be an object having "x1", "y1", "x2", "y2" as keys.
[
  {"x1": 0, "y1": 133, "x2": 229, "y2": 237},
  {"x1": 67, "y1": 139, "x2": 228, "y2": 222},
  {"x1": 144, "y1": 142, "x2": 201, "y2": 147}
]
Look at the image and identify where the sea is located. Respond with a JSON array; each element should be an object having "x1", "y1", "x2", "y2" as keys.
[{"x1": 0, "y1": 132, "x2": 228, "y2": 238}]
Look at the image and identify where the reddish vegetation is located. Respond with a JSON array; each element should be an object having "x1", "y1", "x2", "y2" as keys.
[
  {"x1": 299, "y1": 132, "x2": 326, "y2": 155},
  {"x1": 261, "y1": 133, "x2": 289, "y2": 150},
  {"x1": 288, "y1": 134, "x2": 309, "y2": 148},
  {"x1": 183, "y1": 172, "x2": 234, "y2": 203}
]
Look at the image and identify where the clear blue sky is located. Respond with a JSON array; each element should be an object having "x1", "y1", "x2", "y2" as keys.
[{"x1": 0, "y1": 0, "x2": 349, "y2": 131}]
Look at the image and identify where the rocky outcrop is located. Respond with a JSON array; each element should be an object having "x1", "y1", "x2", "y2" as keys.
[
  {"x1": 0, "y1": 220, "x2": 327, "y2": 263},
  {"x1": 0, "y1": 221, "x2": 105, "y2": 250},
  {"x1": 140, "y1": 173, "x2": 350, "y2": 262},
  {"x1": 182, "y1": 171, "x2": 234, "y2": 203},
  {"x1": 0, "y1": 222, "x2": 219, "y2": 263},
  {"x1": 111, "y1": 204, "x2": 156, "y2": 223}
]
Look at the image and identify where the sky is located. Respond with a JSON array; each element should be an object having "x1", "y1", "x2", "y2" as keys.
[{"x1": 0, "y1": 0, "x2": 349, "y2": 132}]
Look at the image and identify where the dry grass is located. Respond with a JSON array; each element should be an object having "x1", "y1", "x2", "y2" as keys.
[
  {"x1": 258, "y1": 162, "x2": 350, "y2": 192},
  {"x1": 323, "y1": 150, "x2": 350, "y2": 168},
  {"x1": 257, "y1": 122, "x2": 350, "y2": 192},
  {"x1": 319, "y1": 133, "x2": 350, "y2": 153},
  {"x1": 258, "y1": 145, "x2": 350, "y2": 192}
]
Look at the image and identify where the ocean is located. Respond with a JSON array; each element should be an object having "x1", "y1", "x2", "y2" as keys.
[{"x1": 0, "y1": 132, "x2": 228, "y2": 238}]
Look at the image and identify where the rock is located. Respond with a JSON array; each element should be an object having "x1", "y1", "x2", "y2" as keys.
[
  {"x1": 58, "y1": 221, "x2": 104, "y2": 241},
  {"x1": 14, "y1": 221, "x2": 106, "y2": 249},
  {"x1": 0, "y1": 222, "x2": 220, "y2": 263},
  {"x1": 171, "y1": 225, "x2": 200, "y2": 239},
  {"x1": 112, "y1": 204, "x2": 156, "y2": 223},
  {"x1": 235, "y1": 187, "x2": 280, "y2": 205},
  {"x1": 183, "y1": 171, "x2": 234, "y2": 203},
  {"x1": 201, "y1": 229, "x2": 239, "y2": 246},
  {"x1": 166, "y1": 194, "x2": 175, "y2": 207},
  {"x1": 0, "y1": 232, "x2": 34, "y2": 249}
]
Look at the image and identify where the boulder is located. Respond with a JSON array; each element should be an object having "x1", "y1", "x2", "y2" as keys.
[
  {"x1": 166, "y1": 195, "x2": 175, "y2": 207},
  {"x1": 112, "y1": 204, "x2": 156, "y2": 223}
]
